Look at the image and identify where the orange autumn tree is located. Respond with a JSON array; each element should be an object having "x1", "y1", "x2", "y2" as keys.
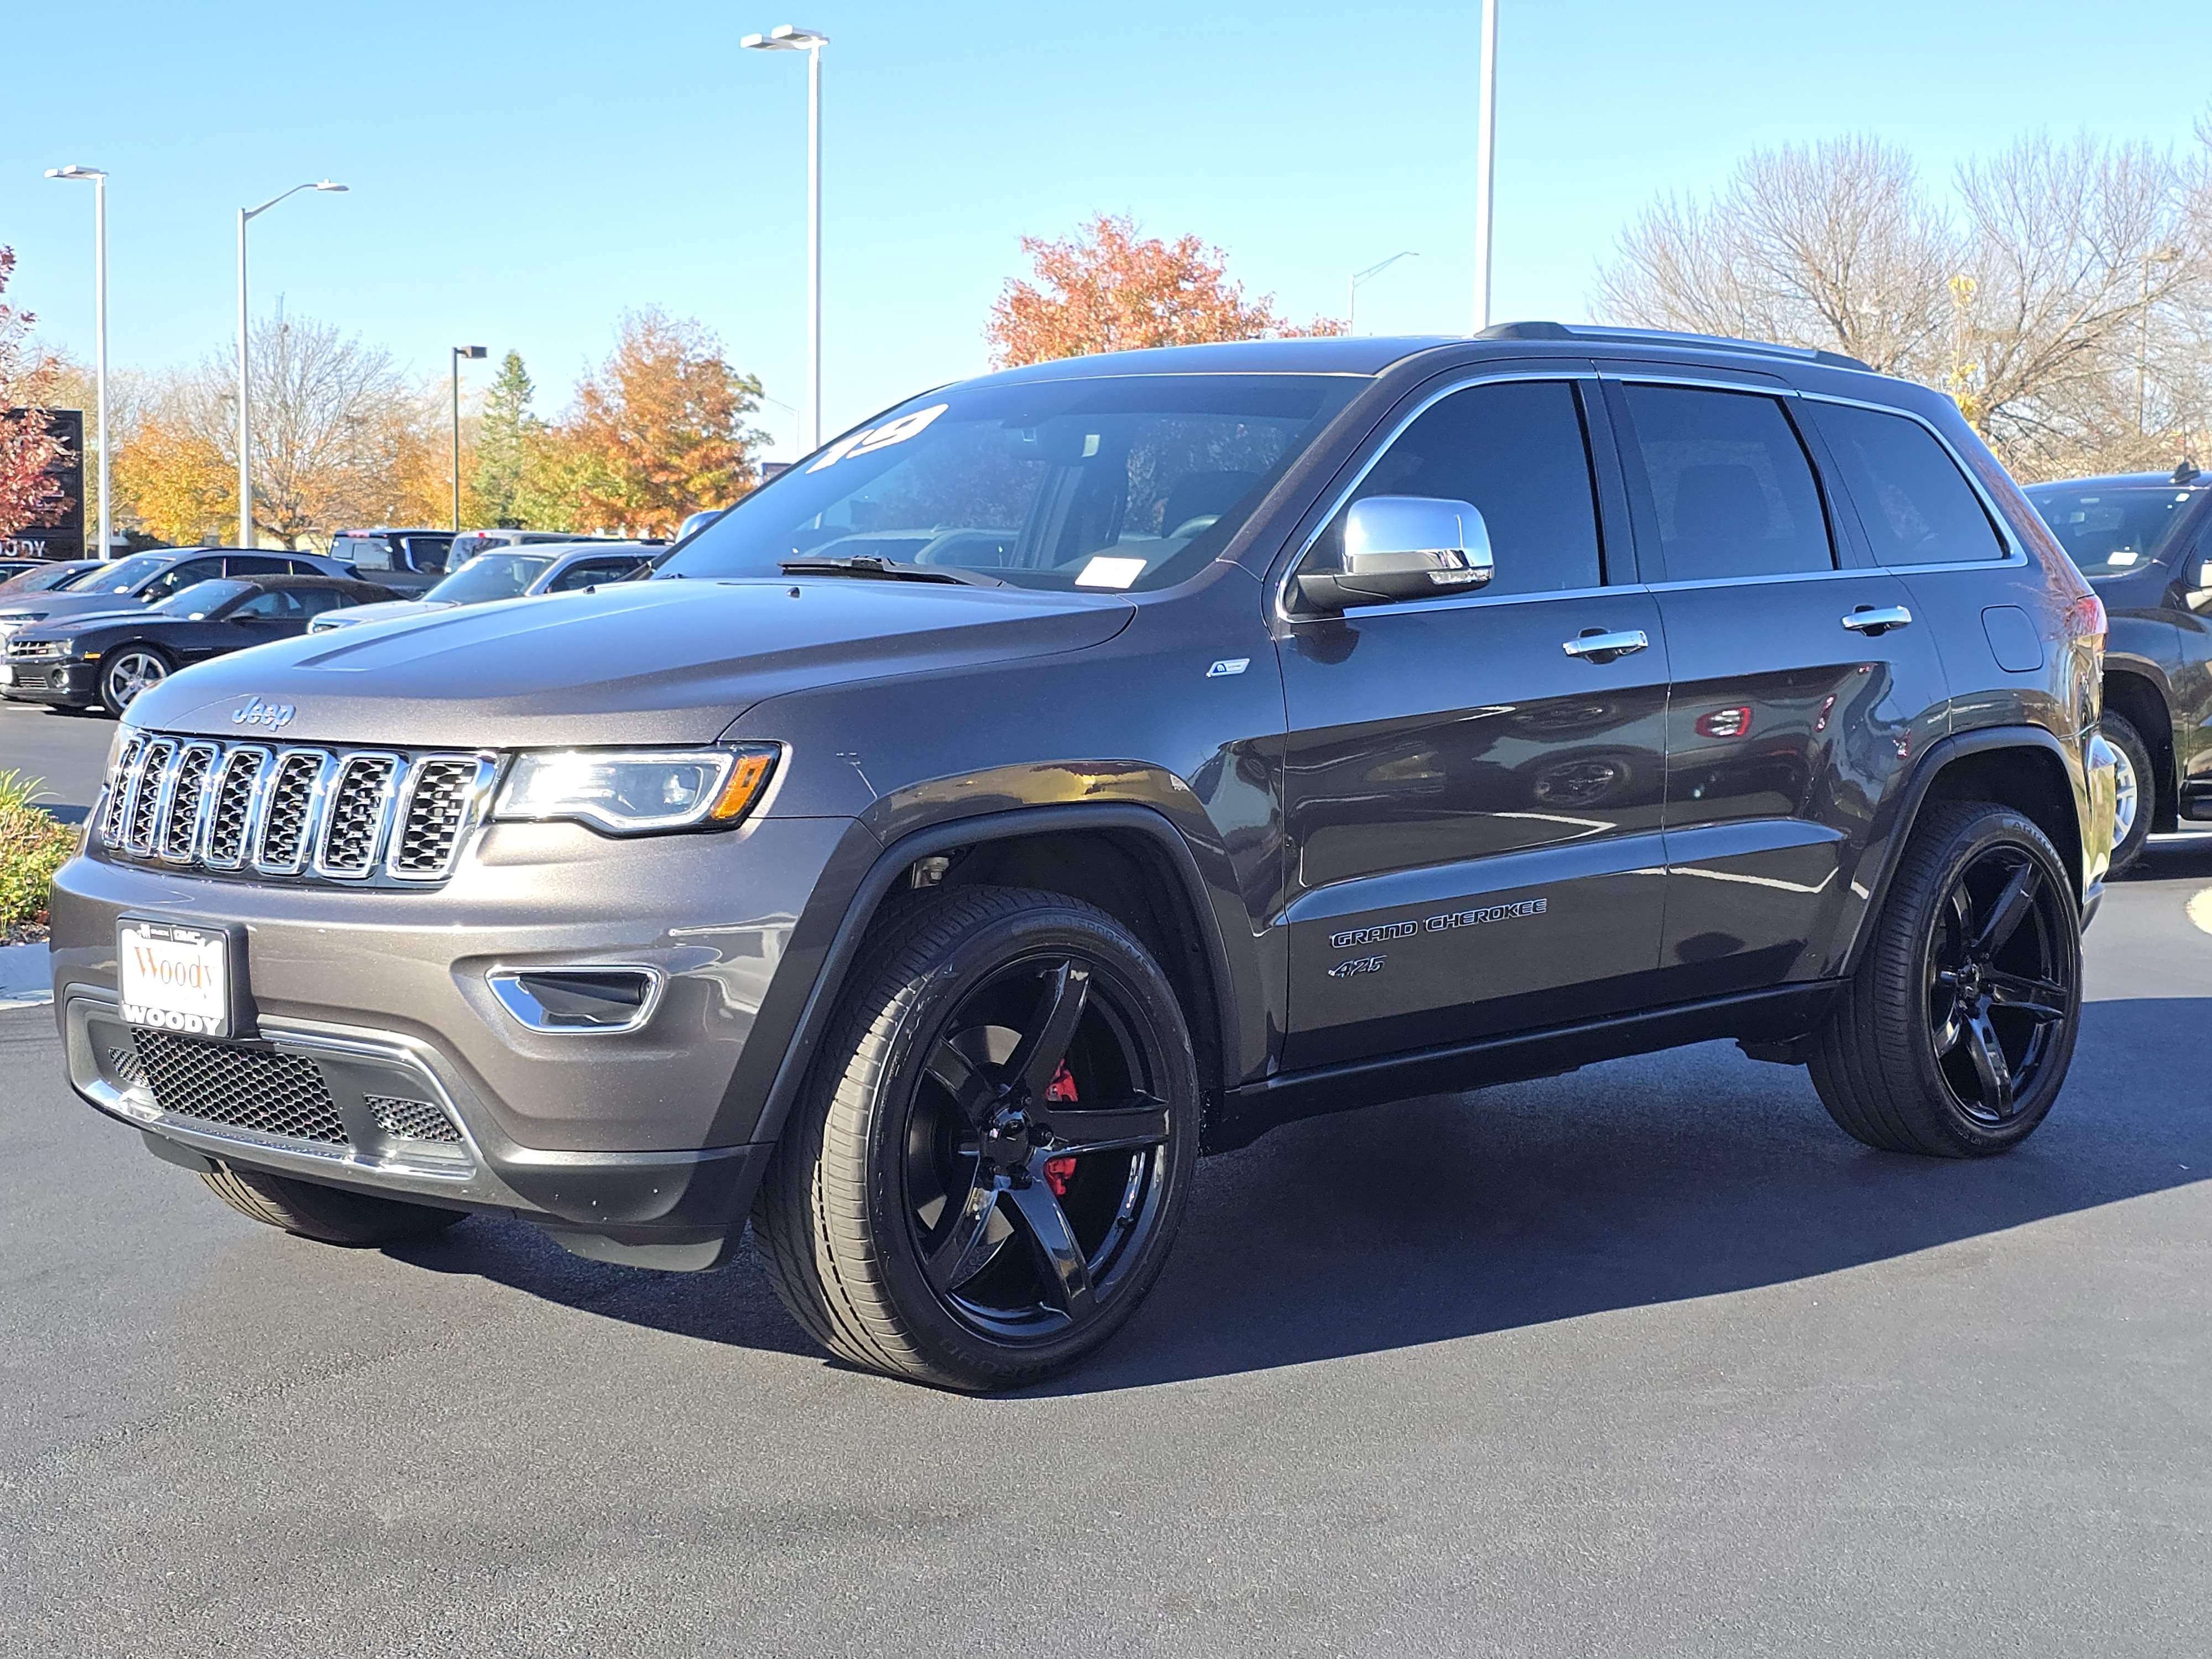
[
  {"x1": 987, "y1": 213, "x2": 1344, "y2": 367},
  {"x1": 556, "y1": 309, "x2": 766, "y2": 536}
]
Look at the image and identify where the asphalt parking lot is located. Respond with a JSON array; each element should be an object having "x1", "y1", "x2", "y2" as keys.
[{"x1": 4, "y1": 703, "x2": 2208, "y2": 1657}]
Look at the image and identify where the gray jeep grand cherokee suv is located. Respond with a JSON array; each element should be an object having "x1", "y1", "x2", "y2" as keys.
[{"x1": 50, "y1": 326, "x2": 2117, "y2": 1390}]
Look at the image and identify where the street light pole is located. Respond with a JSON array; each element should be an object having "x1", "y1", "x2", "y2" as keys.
[
  {"x1": 235, "y1": 180, "x2": 348, "y2": 549},
  {"x1": 2138, "y1": 244, "x2": 2182, "y2": 436},
  {"x1": 1349, "y1": 251, "x2": 1420, "y2": 335},
  {"x1": 451, "y1": 345, "x2": 487, "y2": 532},
  {"x1": 1473, "y1": 0, "x2": 1499, "y2": 332},
  {"x1": 45, "y1": 166, "x2": 108, "y2": 560},
  {"x1": 742, "y1": 24, "x2": 830, "y2": 451}
]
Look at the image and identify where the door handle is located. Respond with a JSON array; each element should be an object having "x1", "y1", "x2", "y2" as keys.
[
  {"x1": 1562, "y1": 628, "x2": 1650, "y2": 661},
  {"x1": 1841, "y1": 604, "x2": 1913, "y2": 634}
]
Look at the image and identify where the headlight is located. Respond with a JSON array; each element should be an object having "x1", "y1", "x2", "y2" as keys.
[{"x1": 493, "y1": 745, "x2": 778, "y2": 835}]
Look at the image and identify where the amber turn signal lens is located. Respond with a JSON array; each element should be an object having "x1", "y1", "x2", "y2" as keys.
[{"x1": 707, "y1": 748, "x2": 778, "y2": 822}]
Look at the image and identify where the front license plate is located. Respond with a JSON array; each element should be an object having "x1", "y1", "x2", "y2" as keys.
[{"x1": 118, "y1": 919, "x2": 232, "y2": 1038}]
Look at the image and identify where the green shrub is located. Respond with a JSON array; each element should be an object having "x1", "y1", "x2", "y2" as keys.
[
  {"x1": 0, "y1": 802, "x2": 81, "y2": 928},
  {"x1": 0, "y1": 768, "x2": 51, "y2": 812}
]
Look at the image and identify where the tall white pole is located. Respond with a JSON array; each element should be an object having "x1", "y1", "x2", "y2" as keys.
[
  {"x1": 237, "y1": 207, "x2": 252, "y2": 549},
  {"x1": 807, "y1": 40, "x2": 823, "y2": 451},
  {"x1": 1473, "y1": 0, "x2": 1499, "y2": 332},
  {"x1": 93, "y1": 174, "x2": 109, "y2": 562}
]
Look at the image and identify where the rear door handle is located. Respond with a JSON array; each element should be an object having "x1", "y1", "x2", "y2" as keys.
[
  {"x1": 1842, "y1": 605, "x2": 1913, "y2": 634},
  {"x1": 1562, "y1": 628, "x2": 1650, "y2": 661}
]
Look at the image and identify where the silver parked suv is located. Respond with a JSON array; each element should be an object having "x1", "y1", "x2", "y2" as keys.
[{"x1": 50, "y1": 329, "x2": 2116, "y2": 1390}]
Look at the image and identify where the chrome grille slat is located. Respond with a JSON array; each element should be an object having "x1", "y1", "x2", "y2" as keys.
[{"x1": 93, "y1": 731, "x2": 489, "y2": 888}]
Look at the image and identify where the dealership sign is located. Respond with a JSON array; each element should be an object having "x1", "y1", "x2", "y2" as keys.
[{"x1": 1, "y1": 407, "x2": 85, "y2": 560}]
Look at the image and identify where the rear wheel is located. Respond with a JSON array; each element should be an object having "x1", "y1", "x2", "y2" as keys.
[
  {"x1": 752, "y1": 886, "x2": 1199, "y2": 1391},
  {"x1": 1811, "y1": 802, "x2": 2080, "y2": 1157},
  {"x1": 99, "y1": 645, "x2": 170, "y2": 716},
  {"x1": 200, "y1": 1161, "x2": 465, "y2": 1245},
  {"x1": 2100, "y1": 710, "x2": 2154, "y2": 875}
]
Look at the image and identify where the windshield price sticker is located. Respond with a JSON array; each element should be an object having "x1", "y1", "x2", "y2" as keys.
[
  {"x1": 806, "y1": 403, "x2": 950, "y2": 473},
  {"x1": 1074, "y1": 555, "x2": 1147, "y2": 589},
  {"x1": 118, "y1": 919, "x2": 231, "y2": 1038}
]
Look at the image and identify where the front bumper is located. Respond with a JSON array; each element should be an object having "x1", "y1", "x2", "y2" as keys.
[
  {"x1": 49, "y1": 811, "x2": 873, "y2": 1266},
  {"x1": 0, "y1": 659, "x2": 97, "y2": 706}
]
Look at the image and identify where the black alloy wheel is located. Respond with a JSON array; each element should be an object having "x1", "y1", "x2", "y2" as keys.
[
  {"x1": 905, "y1": 953, "x2": 1175, "y2": 1340},
  {"x1": 1810, "y1": 802, "x2": 2081, "y2": 1157},
  {"x1": 753, "y1": 886, "x2": 1199, "y2": 1390},
  {"x1": 1923, "y1": 843, "x2": 2074, "y2": 1125}
]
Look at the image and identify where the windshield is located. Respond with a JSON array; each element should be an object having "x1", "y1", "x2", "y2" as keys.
[
  {"x1": 154, "y1": 580, "x2": 251, "y2": 617},
  {"x1": 2026, "y1": 484, "x2": 2202, "y2": 578},
  {"x1": 426, "y1": 552, "x2": 552, "y2": 603},
  {"x1": 91, "y1": 553, "x2": 172, "y2": 593},
  {"x1": 662, "y1": 374, "x2": 1364, "y2": 593}
]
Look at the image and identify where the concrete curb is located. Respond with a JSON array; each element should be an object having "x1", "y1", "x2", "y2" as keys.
[{"x1": 0, "y1": 941, "x2": 54, "y2": 1009}]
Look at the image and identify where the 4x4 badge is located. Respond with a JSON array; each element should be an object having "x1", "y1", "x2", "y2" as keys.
[{"x1": 232, "y1": 696, "x2": 296, "y2": 731}]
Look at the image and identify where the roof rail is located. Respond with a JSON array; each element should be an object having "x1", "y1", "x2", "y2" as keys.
[{"x1": 1475, "y1": 320, "x2": 1872, "y2": 374}]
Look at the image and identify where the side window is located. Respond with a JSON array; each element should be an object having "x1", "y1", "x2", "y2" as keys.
[
  {"x1": 1811, "y1": 402, "x2": 2006, "y2": 566},
  {"x1": 546, "y1": 559, "x2": 630, "y2": 592},
  {"x1": 225, "y1": 554, "x2": 290, "y2": 577},
  {"x1": 335, "y1": 535, "x2": 394, "y2": 571},
  {"x1": 144, "y1": 558, "x2": 225, "y2": 599},
  {"x1": 1308, "y1": 379, "x2": 1604, "y2": 599},
  {"x1": 404, "y1": 537, "x2": 451, "y2": 573},
  {"x1": 293, "y1": 587, "x2": 349, "y2": 616},
  {"x1": 229, "y1": 588, "x2": 305, "y2": 620},
  {"x1": 1616, "y1": 385, "x2": 1834, "y2": 581}
]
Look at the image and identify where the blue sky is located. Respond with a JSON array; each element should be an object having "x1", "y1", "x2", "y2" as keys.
[{"x1": 4, "y1": 1, "x2": 2208, "y2": 458}]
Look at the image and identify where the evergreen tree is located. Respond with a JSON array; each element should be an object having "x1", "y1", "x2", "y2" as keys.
[{"x1": 471, "y1": 350, "x2": 537, "y2": 528}]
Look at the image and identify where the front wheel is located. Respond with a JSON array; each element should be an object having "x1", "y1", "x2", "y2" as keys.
[
  {"x1": 100, "y1": 645, "x2": 171, "y2": 716},
  {"x1": 200, "y1": 1161, "x2": 465, "y2": 1245},
  {"x1": 752, "y1": 886, "x2": 1200, "y2": 1391},
  {"x1": 1810, "y1": 802, "x2": 2081, "y2": 1157}
]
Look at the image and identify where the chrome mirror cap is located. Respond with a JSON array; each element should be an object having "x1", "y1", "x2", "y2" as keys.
[{"x1": 1297, "y1": 495, "x2": 1494, "y2": 612}]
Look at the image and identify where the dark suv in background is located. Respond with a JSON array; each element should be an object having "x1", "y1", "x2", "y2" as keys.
[
  {"x1": 326, "y1": 529, "x2": 457, "y2": 596},
  {"x1": 2025, "y1": 468, "x2": 2212, "y2": 870},
  {"x1": 50, "y1": 325, "x2": 2114, "y2": 1390}
]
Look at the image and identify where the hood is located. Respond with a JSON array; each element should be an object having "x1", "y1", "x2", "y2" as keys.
[
  {"x1": 11, "y1": 604, "x2": 154, "y2": 637},
  {"x1": 311, "y1": 598, "x2": 455, "y2": 630},
  {"x1": 124, "y1": 576, "x2": 1137, "y2": 747}
]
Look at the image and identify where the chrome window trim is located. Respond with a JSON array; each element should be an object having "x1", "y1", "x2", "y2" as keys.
[
  {"x1": 386, "y1": 754, "x2": 499, "y2": 882},
  {"x1": 311, "y1": 751, "x2": 404, "y2": 880},
  {"x1": 251, "y1": 748, "x2": 336, "y2": 877},
  {"x1": 1271, "y1": 367, "x2": 1608, "y2": 625}
]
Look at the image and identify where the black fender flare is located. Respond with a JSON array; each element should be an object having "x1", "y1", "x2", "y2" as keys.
[
  {"x1": 1841, "y1": 723, "x2": 2084, "y2": 976},
  {"x1": 735, "y1": 802, "x2": 1240, "y2": 1154}
]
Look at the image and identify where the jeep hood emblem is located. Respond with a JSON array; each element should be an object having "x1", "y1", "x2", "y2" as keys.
[{"x1": 232, "y1": 695, "x2": 297, "y2": 731}]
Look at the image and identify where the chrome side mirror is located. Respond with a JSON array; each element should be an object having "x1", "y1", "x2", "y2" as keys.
[{"x1": 1296, "y1": 495, "x2": 1494, "y2": 612}]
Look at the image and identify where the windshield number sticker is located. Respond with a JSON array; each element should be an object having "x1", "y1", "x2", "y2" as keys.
[
  {"x1": 1075, "y1": 556, "x2": 1146, "y2": 590},
  {"x1": 806, "y1": 403, "x2": 950, "y2": 473}
]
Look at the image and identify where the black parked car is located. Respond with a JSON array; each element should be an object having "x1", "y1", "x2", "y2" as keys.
[
  {"x1": 2024, "y1": 467, "x2": 2212, "y2": 871},
  {"x1": 53, "y1": 325, "x2": 2115, "y2": 1390},
  {"x1": 0, "y1": 550, "x2": 358, "y2": 679},
  {"x1": 2, "y1": 575, "x2": 399, "y2": 715}
]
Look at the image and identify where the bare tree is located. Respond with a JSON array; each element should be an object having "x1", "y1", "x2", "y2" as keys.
[{"x1": 1594, "y1": 137, "x2": 1960, "y2": 377}]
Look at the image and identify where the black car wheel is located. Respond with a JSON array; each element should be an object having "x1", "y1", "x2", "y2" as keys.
[
  {"x1": 753, "y1": 885, "x2": 1199, "y2": 1391},
  {"x1": 1810, "y1": 802, "x2": 2080, "y2": 1156},
  {"x1": 2100, "y1": 710, "x2": 2154, "y2": 876},
  {"x1": 99, "y1": 646, "x2": 171, "y2": 716}
]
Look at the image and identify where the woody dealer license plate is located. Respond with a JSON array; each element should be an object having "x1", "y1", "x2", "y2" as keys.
[{"x1": 118, "y1": 919, "x2": 232, "y2": 1038}]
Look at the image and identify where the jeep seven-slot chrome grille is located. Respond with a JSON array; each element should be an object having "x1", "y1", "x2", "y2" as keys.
[{"x1": 97, "y1": 732, "x2": 494, "y2": 888}]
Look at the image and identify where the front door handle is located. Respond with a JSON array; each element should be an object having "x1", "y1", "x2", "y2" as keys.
[
  {"x1": 1842, "y1": 604, "x2": 1913, "y2": 634},
  {"x1": 1562, "y1": 628, "x2": 1650, "y2": 661}
]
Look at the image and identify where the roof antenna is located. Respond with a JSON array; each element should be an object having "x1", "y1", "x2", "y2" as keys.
[{"x1": 2174, "y1": 461, "x2": 2201, "y2": 485}]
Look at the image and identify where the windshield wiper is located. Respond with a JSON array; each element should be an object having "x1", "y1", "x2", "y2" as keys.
[{"x1": 778, "y1": 555, "x2": 1002, "y2": 587}]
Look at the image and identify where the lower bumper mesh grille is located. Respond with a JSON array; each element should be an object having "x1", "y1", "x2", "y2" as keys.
[
  {"x1": 134, "y1": 1031, "x2": 351, "y2": 1145},
  {"x1": 368, "y1": 1094, "x2": 463, "y2": 1143}
]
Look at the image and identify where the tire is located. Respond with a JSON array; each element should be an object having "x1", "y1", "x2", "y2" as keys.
[
  {"x1": 1810, "y1": 802, "x2": 2081, "y2": 1157},
  {"x1": 2100, "y1": 710, "x2": 2154, "y2": 876},
  {"x1": 99, "y1": 645, "x2": 171, "y2": 716},
  {"x1": 752, "y1": 885, "x2": 1201, "y2": 1391},
  {"x1": 200, "y1": 1161, "x2": 465, "y2": 1245}
]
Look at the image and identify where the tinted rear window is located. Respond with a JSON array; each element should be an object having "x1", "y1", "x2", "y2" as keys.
[
  {"x1": 1814, "y1": 403, "x2": 2005, "y2": 566},
  {"x1": 1615, "y1": 385, "x2": 1834, "y2": 581}
]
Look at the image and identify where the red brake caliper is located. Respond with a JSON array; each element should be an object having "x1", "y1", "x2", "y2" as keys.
[{"x1": 1042, "y1": 1061, "x2": 1079, "y2": 1196}]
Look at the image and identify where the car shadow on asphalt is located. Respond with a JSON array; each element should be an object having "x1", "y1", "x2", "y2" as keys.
[{"x1": 387, "y1": 989, "x2": 2208, "y2": 1395}]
